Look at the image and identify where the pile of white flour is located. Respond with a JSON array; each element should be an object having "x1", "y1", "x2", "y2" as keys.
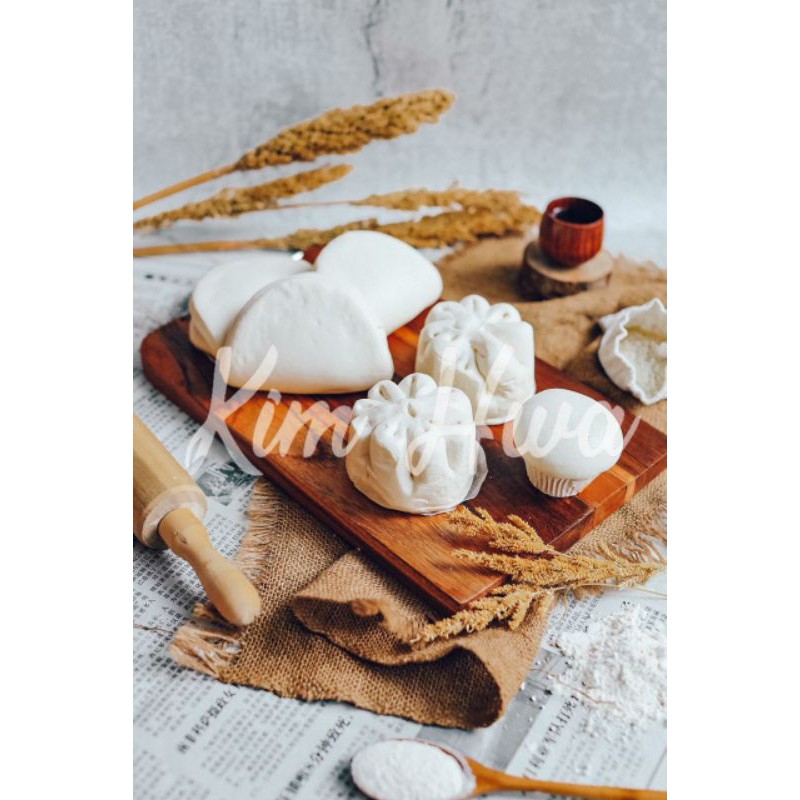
[{"x1": 553, "y1": 603, "x2": 667, "y2": 738}]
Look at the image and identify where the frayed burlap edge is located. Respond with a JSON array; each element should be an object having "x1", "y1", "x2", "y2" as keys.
[
  {"x1": 170, "y1": 482, "x2": 282, "y2": 678},
  {"x1": 571, "y1": 475, "x2": 667, "y2": 564}
]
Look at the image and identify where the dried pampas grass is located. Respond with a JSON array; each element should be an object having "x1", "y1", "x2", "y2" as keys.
[{"x1": 407, "y1": 507, "x2": 665, "y2": 646}]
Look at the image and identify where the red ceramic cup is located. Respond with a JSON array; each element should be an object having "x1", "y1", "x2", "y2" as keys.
[{"x1": 539, "y1": 197, "x2": 604, "y2": 268}]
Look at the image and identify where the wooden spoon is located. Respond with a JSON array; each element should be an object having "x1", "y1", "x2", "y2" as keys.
[
  {"x1": 351, "y1": 738, "x2": 665, "y2": 800},
  {"x1": 466, "y1": 756, "x2": 666, "y2": 799}
]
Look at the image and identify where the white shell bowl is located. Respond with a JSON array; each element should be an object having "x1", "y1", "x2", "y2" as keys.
[{"x1": 598, "y1": 297, "x2": 667, "y2": 405}]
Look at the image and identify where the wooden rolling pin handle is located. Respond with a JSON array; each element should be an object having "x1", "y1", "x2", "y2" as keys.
[
  {"x1": 158, "y1": 507, "x2": 261, "y2": 627},
  {"x1": 134, "y1": 414, "x2": 260, "y2": 627}
]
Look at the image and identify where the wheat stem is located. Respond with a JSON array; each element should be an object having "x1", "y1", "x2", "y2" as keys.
[
  {"x1": 133, "y1": 164, "x2": 237, "y2": 211},
  {"x1": 134, "y1": 239, "x2": 286, "y2": 257}
]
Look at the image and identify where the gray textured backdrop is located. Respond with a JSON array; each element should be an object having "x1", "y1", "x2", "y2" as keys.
[{"x1": 134, "y1": 0, "x2": 666, "y2": 265}]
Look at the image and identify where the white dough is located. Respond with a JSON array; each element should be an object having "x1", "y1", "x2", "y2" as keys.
[
  {"x1": 315, "y1": 231, "x2": 443, "y2": 333},
  {"x1": 346, "y1": 373, "x2": 486, "y2": 514},
  {"x1": 189, "y1": 253, "x2": 311, "y2": 354},
  {"x1": 416, "y1": 295, "x2": 535, "y2": 424},
  {"x1": 188, "y1": 233, "x2": 444, "y2": 396},
  {"x1": 513, "y1": 388, "x2": 623, "y2": 497},
  {"x1": 223, "y1": 272, "x2": 394, "y2": 393}
]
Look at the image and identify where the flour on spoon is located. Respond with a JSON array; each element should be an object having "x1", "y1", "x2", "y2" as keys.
[{"x1": 350, "y1": 739, "x2": 468, "y2": 800}]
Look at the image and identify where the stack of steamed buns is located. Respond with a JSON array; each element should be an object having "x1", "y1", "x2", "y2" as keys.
[{"x1": 190, "y1": 231, "x2": 623, "y2": 514}]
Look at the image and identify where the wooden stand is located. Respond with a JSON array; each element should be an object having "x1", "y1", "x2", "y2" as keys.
[{"x1": 519, "y1": 240, "x2": 614, "y2": 300}]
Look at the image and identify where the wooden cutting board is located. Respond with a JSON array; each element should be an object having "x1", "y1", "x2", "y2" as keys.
[{"x1": 141, "y1": 302, "x2": 666, "y2": 614}]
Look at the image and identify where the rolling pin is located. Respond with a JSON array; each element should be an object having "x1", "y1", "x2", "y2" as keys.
[{"x1": 133, "y1": 414, "x2": 261, "y2": 626}]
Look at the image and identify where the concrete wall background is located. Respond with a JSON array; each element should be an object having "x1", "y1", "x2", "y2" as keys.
[{"x1": 134, "y1": 0, "x2": 666, "y2": 264}]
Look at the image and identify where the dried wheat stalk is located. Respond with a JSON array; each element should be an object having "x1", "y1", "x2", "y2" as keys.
[
  {"x1": 133, "y1": 164, "x2": 352, "y2": 232},
  {"x1": 133, "y1": 89, "x2": 454, "y2": 210},
  {"x1": 235, "y1": 89, "x2": 454, "y2": 170},
  {"x1": 412, "y1": 586, "x2": 541, "y2": 644},
  {"x1": 407, "y1": 506, "x2": 664, "y2": 646},
  {"x1": 132, "y1": 201, "x2": 541, "y2": 257},
  {"x1": 133, "y1": 184, "x2": 530, "y2": 232},
  {"x1": 319, "y1": 203, "x2": 540, "y2": 248},
  {"x1": 237, "y1": 186, "x2": 530, "y2": 215},
  {"x1": 455, "y1": 550, "x2": 661, "y2": 590},
  {"x1": 447, "y1": 505, "x2": 556, "y2": 555},
  {"x1": 351, "y1": 186, "x2": 525, "y2": 212}
]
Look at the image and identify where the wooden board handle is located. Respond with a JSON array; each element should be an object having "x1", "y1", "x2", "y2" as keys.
[{"x1": 158, "y1": 507, "x2": 261, "y2": 626}]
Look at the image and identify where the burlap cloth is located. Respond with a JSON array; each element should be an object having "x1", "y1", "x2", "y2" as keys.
[{"x1": 172, "y1": 236, "x2": 667, "y2": 729}]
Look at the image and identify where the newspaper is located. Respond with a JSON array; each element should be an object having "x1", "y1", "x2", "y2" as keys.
[{"x1": 133, "y1": 257, "x2": 667, "y2": 799}]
